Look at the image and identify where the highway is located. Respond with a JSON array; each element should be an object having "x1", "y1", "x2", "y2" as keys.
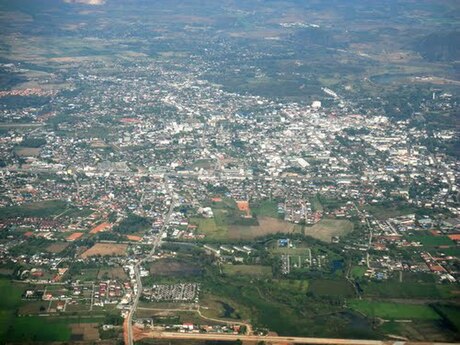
[
  {"x1": 126, "y1": 177, "x2": 176, "y2": 345},
  {"x1": 138, "y1": 330, "x2": 459, "y2": 345}
]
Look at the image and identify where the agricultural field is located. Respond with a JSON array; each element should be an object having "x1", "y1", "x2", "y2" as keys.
[
  {"x1": 0, "y1": 200, "x2": 69, "y2": 219},
  {"x1": 228, "y1": 216, "x2": 301, "y2": 240},
  {"x1": 251, "y1": 200, "x2": 280, "y2": 218},
  {"x1": 405, "y1": 234, "x2": 455, "y2": 247},
  {"x1": 149, "y1": 259, "x2": 202, "y2": 277},
  {"x1": 14, "y1": 146, "x2": 40, "y2": 157},
  {"x1": 348, "y1": 300, "x2": 441, "y2": 320},
  {"x1": 80, "y1": 243, "x2": 128, "y2": 258},
  {"x1": 46, "y1": 241, "x2": 70, "y2": 253},
  {"x1": 304, "y1": 219, "x2": 354, "y2": 242},
  {"x1": 362, "y1": 281, "x2": 455, "y2": 299},
  {"x1": 222, "y1": 264, "x2": 272, "y2": 278},
  {"x1": 97, "y1": 267, "x2": 128, "y2": 280},
  {"x1": 308, "y1": 279, "x2": 356, "y2": 298}
]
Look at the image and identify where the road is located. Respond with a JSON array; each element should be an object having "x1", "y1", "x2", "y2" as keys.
[
  {"x1": 126, "y1": 177, "x2": 176, "y2": 345},
  {"x1": 138, "y1": 330, "x2": 458, "y2": 345}
]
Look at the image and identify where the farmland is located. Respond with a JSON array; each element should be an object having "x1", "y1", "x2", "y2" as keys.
[
  {"x1": 348, "y1": 300, "x2": 441, "y2": 320},
  {"x1": 0, "y1": 200, "x2": 69, "y2": 219},
  {"x1": 80, "y1": 243, "x2": 128, "y2": 258},
  {"x1": 304, "y1": 219, "x2": 354, "y2": 242},
  {"x1": 222, "y1": 264, "x2": 272, "y2": 278}
]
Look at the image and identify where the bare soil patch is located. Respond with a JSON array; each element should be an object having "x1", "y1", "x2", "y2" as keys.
[{"x1": 80, "y1": 243, "x2": 127, "y2": 258}]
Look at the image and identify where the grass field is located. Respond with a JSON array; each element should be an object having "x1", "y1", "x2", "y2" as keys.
[
  {"x1": 308, "y1": 279, "x2": 355, "y2": 298},
  {"x1": 351, "y1": 266, "x2": 367, "y2": 279},
  {"x1": 364, "y1": 204, "x2": 417, "y2": 220},
  {"x1": 222, "y1": 264, "x2": 272, "y2": 278},
  {"x1": 228, "y1": 217, "x2": 300, "y2": 240},
  {"x1": 433, "y1": 304, "x2": 460, "y2": 331},
  {"x1": 4, "y1": 316, "x2": 71, "y2": 342},
  {"x1": 348, "y1": 300, "x2": 440, "y2": 320},
  {"x1": 405, "y1": 235, "x2": 454, "y2": 247},
  {"x1": 363, "y1": 281, "x2": 454, "y2": 299},
  {"x1": 0, "y1": 200, "x2": 69, "y2": 219},
  {"x1": 46, "y1": 242, "x2": 70, "y2": 253},
  {"x1": 191, "y1": 216, "x2": 227, "y2": 240},
  {"x1": 304, "y1": 219, "x2": 353, "y2": 242},
  {"x1": 273, "y1": 279, "x2": 309, "y2": 293},
  {"x1": 251, "y1": 200, "x2": 280, "y2": 218}
]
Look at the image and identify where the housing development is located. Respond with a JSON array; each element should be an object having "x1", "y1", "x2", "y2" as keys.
[{"x1": 0, "y1": 0, "x2": 459, "y2": 344}]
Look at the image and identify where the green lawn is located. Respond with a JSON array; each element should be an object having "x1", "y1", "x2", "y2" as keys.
[{"x1": 348, "y1": 300, "x2": 440, "y2": 320}]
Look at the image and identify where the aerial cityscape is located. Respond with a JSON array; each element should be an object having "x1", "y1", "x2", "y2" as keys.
[{"x1": 0, "y1": 0, "x2": 459, "y2": 344}]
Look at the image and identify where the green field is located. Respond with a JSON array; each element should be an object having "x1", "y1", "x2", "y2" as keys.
[
  {"x1": 251, "y1": 200, "x2": 280, "y2": 218},
  {"x1": 348, "y1": 300, "x2": 441, "y2": 320},
  {"x1": 405, "y1": 235, "x2": 454, "y2": 247},
  {"x1": 304, "y1": 219, "x2": 354, "y2": 242},
  {"x1": 351, "y1": 266, "x2": 367, "y2": 279},
  {"x1": 308, "y1": 279, "x2": 355, "y2": 298},
  {"x1": 4, "y1": 316, "x2": 71, "y2": 342},
  {"x1": 191, "y1": 216, "x2": 227, "y2": 240},
  {"x1": 222, "y1": 264, "x2": 272, "y2": 278},
  {"x1": 0, "y1": 200, "x2": 69, "y2": 219},
  {"x1": 433, "y1": 304, "x2": 460, "y2": 331},
  {"x1": 362, "y1": 281, "x2": 453, "y2": 299}
]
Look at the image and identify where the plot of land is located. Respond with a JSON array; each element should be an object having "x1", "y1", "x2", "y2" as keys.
[
  {"x1": 80, "y1": 243, "x2": 127, "y2": 258},
  {"x1": 66, "y1": 232, "x2": 84, "y2": 241},
  {"x1": 69, "y1": 323, "x2": 99, "y2": 341},
  {"x1": 228, "y1": 217, "x2": 300, "y2": 240},
  {"x1": 150, "y1": 260, "x2": 202, "y2": 277},
  {"x1": 89, "y1": 222, "x2": 111, "y2": 234},
  {"x1": 348, "y1": 300, "x2": 441, "y2": 320},
  {"x1": 304, "y1": 219, "x2": 353, "y2": 242},
  {"x1": 97, "y1": 267, "x2": 128, "y2": 280},
  {"x1": 14, "y1": 147, "x2": 40, "y2": 157},
  {"x1": 308, "y1": 279, "x2": 355, "y2": 298},
  {"x1": 222, "y1": 264, "x2": 272, "y2": 278},
  {"x1": 0, "y1": 200, "x2": 69, "y2": 219},
  {"x1": 46, "y1": 242, "x2": 70, "y2": 253}
]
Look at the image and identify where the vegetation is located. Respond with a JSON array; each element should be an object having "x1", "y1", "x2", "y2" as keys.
[
  {"x1": 113, "y1": 213, "x2": 151, "y2": 234},
  {"x1": 348, "y1": 300, "x2": 440, "y2": 320}
]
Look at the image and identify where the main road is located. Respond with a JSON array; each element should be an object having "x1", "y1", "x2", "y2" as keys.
[{"x1": 126, "y1": 177, "x2": 176, "y2": 345}]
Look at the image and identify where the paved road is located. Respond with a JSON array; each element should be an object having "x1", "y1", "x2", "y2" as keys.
[
  {"x1": 126, "y1": 178, "x2": 176, "y2": 345},
  {"x1": 139, "y1": 331, "x2": 458, "y2": 345}
]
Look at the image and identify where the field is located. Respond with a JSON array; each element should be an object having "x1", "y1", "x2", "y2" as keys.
[
  {"x1": 0, "y1": 200, "x2": 69, "y2": 219},
  {"x1": 405, "y1": 235, "x2": 455, "y2": 247},
  {"x1": 149, "y1": 259, "x2": 202, "y2": 277},
  {"x1": 14, "y1": 146, "x2": 40, "y2": 157},
  {"x1": 222, "y1": 264, "x2": 272, "y2": 278},
  {"x1": 308, "y1": 279, "x2": 355, "y2": 298},
  {"x1": 97, "y1": 267, "x2": 128, "y2": 280},
  {"x1": 304, "y1": 219, "x2": 354, "y2": 242},
  {"x1": 46, "y1": 241, "x2": 69, "y2": 253},
  {"x1": 348, "y1": 300, "x2": 441, "y2": 320},
  {"x1": 193, "y1": 212, "x2": 300, "y2": 240},
  {"x1": 362, "y1": 281, "x2": 454, "y2": 299},
  {"x1": 251, "y1": 200, "x2": 280, "y2": 218},
  {"x1": 364, "y1": 204, "x2": 417, "y2": 220},
  {"x1": 80, "y1": 243, "x2": 128, "y2": 258}
]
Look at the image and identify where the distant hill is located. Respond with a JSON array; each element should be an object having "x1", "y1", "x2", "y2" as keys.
[{"x1": 414, "y1": 31, "x2": 460, "y2": 62}]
